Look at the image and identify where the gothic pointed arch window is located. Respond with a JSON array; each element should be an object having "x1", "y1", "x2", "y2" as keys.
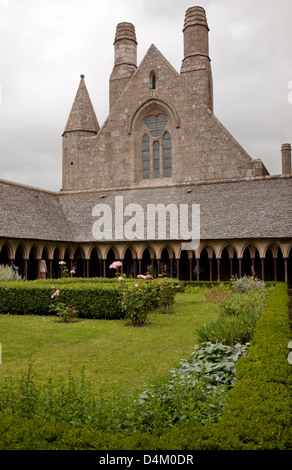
[{"x1": 142, "y1": 113, "x2": 172, "y2": 180}]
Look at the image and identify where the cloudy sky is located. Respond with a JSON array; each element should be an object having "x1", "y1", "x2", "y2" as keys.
[{"x1": 0, "y1": 0, "x2": 291, "y2": 191}]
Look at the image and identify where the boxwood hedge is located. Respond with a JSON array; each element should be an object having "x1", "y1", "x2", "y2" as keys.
[{"x1": 0, "y1": 280, "x2": 124, "y2": 319}]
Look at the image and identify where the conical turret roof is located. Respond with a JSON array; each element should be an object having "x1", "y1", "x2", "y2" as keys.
[{"x1": 63, "y1": 75, "x2": 100, "y2": 135}]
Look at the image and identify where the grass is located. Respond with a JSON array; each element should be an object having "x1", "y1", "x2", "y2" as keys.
[{"x1": 0, "y1": 291, "x2": 219, "y2": 397}]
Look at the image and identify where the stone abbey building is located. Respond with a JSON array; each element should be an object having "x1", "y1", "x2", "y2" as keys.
[{"x1": 0, "y1": 6, "x2": 291, "y2": 284}]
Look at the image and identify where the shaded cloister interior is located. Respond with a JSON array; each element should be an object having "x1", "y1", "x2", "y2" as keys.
[{"x1": 1, "y1": 239, "x2": 291, "y2": 286}]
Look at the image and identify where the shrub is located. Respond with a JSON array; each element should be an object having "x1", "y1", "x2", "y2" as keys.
[
  {"x1": 120, "y1": 280, "x2": 152, "y2": 326},
  {"x1": 0, "y1": 264, "x2": 22, "y2": 282},
  {"x1": 49, "y1": 287, "x2": 79, "y2": 323},
  {"x1": 154, "y1": 277, "x2": 180, "y2": 313},
  {"x1": 0, "y1": 281, "x2": 124, "y2": 319}
]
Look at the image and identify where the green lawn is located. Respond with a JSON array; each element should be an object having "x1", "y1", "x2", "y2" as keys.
[{"x1": 0, "y1": 292, "x2": 218, "y2": 396}]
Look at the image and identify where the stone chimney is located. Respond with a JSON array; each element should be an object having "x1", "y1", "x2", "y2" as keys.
[
  {"x1": 180, "y1": 6, "x2": 213, "y2": 112},
  {"x1": 281, "y1": 143, "x2": 292, "y2": 174},
  {"x1": 109, "y1": 22, "x2": 137, "y2": 111}
]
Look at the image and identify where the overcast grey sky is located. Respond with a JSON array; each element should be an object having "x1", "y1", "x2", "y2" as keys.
[{"x1": 0, "y1": 0, "x2": 291, "y2": 191}]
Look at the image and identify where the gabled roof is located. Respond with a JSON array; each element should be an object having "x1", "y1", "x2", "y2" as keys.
[
  {"x1": 0, "y1": 175, "x2": 291, "y2": 243},
  {"x1": 63, "y1": 75, "x2": 100, "y2": 135},
  {"x1": 109, "y1": 43, "x2": 192, "y2": 113}
]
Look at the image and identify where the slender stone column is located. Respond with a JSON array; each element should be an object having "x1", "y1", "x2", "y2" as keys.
[
  {"x1": 209, "y1": 258, "x2": 212, "y2": 281},
  {"x1": 284, "y1": 258, "x2": 288, "y2": 284},
  {"x1": 196, "y1": 258, "x2": 200, "y2": 281},
  {"x1": 189, "y1": 257, "x2": 193, "y2": 281},
  {"x1": 216, "y1": 258, "x2": 220, "y2": 281},
  {"x1": 23, "y1": 259, "x2": 28, "y2": 280},
  {"x1": 273, "y1": 257, "x2": 277, "y2": 282},
  {"x1": 133, "y1": 259, "x2": 137, "y2": 278},
  {"x1": 156, "y1": 258, "x2": 161, "y2": 277},
  {"x1": 48, "y1": 259, "x2": 53, "y2": 279},
  {"x1": 229, "y1": 258, "x2": 233, "y2": 278},
  {"x1": 103, "y1": 259, "x2": 106, "y2": 278},
  {"x1": 176, "y1": 259, "x2": 180, "y2": 280},
  {"x1": 238, "y1": 258, "x2": 242, "y2": 278},
  {"x1": 86, "y1": 259, "x2": 89, "y2": 278},
  {"x1": 260, "y1": 258, "x2": 265, "y2": 281}
]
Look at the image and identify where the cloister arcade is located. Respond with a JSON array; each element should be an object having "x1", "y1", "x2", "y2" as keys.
[{"x1": 1, "y1": 238, "x2": 291, "y2": 285}]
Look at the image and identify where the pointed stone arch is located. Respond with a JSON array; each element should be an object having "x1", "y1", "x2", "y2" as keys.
[
  {"x1": 0, "y1": 242, "x2": 13, "y2": 264},
  {"x1": 89, "y1": 247, "x2": 101, "y2": 278},
  {"x1": 129, "y1": 98, "x2": 180, "y2": 136},
  {"x1": 106, "y1": 247, "x2": 119, "y2": 278},
  {"x1": 0, "y1": 243, "x2": 12, "y2": 265},
  {"x1": 241, "y1": 243, "x2": 261, "y2": 279},
  {"x1": 27, "y1": 245, "x2": 39, "y2": 280}
]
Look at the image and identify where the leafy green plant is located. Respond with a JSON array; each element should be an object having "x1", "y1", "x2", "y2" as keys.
[
  {"x1": 203, "y1": 282, "x2": 232, "y2": 309},
  {"x1": 136, "y1": 341, "x2": 247, "y2": 428},
  {"x1": 49, "y1": 287, "x2": 78, "y2": 323},
  {"x1": 0, "y1": 264, "x2": 22, "y2": 282},
  {"x1": 231, "y1": 266, "x2": 266, "y2": 293},
  {"x1": 196, "y1": 280, "x2": 271, "y2": 346},
  {"x1": 155, "y1": 277, "x2": 180, "y2": 313},
  {"x1": 115, "y1": 261, "x2": 179, "y2": 325},
  {"x1": 120, "y1": 280, "x2": 151, "y2": 326}
]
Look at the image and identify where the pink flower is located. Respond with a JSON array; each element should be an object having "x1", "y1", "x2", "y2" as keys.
[
  {"x1": 70, "y1": 270, "x2": 75, "y2": 274},
  {"x1": 51, "y1": 286, "x2": 55, "y2": 289},
  {"x1": 109, "y1": 261, "x2": 122, "y2": 269},
  {"x1": 55, "y1": 290, "x2": 60, "y2": 295},
  {"x1": 118, "y1": 276, "x2": 124, "y2": 281},
  {"x1": 59, "y1": 261, "x2": 66, "y2": 265},
  {"x1": 135, "y1": 284, "x2": 138, "y2": 287},
  {"x1": 51, "y1": 294, "x2": 55, "y2": 299}
]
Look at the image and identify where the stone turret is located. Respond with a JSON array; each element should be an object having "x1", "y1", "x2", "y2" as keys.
[
  {"x1": 62, "y1": 75, "x2": 99, "y2": 191},
  {"x1": 180, "y1": 6, "x2": 213, "y2": 112},
  {"x1": 109, "y1": 22, "x2": 137, "y2": 111}
]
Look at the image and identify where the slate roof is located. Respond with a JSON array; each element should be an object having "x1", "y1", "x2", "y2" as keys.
[
  {"x1": 1, "y1": 175, "x2": 291, "y2": 243},
  {"x1": 0, "y1": 179, "x2": 71, "y2": 241}
]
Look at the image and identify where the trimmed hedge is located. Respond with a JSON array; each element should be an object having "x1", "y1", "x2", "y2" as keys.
[
  {"x1": 0, "y1": 282, "x2": 291, "y2": 450},
  {"x1": 0, "y1": 280, "x2": 124, "y2": 319}
]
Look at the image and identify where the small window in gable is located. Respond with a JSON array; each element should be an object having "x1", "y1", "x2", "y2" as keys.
[{"x1": 150, "y1": 71, "x2": 156, "y2": 90}]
